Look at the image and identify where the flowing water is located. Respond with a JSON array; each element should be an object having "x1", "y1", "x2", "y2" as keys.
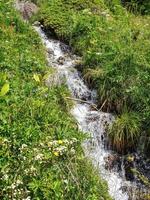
[{"x1": 35, "y1": 25, "x2": 149, "y2": 200}]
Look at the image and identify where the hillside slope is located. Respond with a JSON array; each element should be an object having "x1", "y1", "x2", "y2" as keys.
[
  {"x1": 34, "y1": 0, "x2": 150, "y2": 154},
  {"x1": 0, "y1": 1, "x2": 112, "y2": 199}
]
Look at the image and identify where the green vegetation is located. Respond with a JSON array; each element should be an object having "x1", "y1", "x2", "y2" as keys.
[
  {"x1": 108, "y1": 112, "x2": 141, "y2": 152},
  {"x1": 0, "y1": 1, "x2": 112, "y2": 199},
  {"x1": 131, "y1": 168, "x2": 150, "y2": 187},
  {"x1": 122, "y1": 0, "x2": 150, "y2": 14},
  {"x1": 34, "y1": 0, "x2": 150, "y2": 153}
]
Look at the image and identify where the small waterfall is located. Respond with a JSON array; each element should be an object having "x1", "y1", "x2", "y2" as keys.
[{"x1": 34, "y1": 25, "x2": 149, "y2": 200}]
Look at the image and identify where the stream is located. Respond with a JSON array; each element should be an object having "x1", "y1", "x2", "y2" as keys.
[{"x1": 34, "y1": 25, "x2": 149, "y2": 200}]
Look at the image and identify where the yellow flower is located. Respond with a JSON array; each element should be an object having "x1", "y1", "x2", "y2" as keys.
[
  {"x1": 58, "y1": 140, "x2": 63, "y2": 145},
  {"x1": 53, "y1": 151, "x2": 59, "y2": 156}
]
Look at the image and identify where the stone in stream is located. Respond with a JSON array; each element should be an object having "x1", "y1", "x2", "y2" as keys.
[
  {"x1": 124, "y1": 155, "x2": 135, "y2": 181},
  {"x1": 104, "y1": 154, "x2": 121, "y2": 171},
  {"x1": 47, "y1": 48, "x2": 54, "y2": 55},
  {"x1": 33, "y1": 21, "x2": 41, "y2": 26},
  {"x1": 57, "y1": 56, "x2": 65, "y2": 65},
  {"x1": 60, "y1": 43, "x2": 70, "y2": 53}
]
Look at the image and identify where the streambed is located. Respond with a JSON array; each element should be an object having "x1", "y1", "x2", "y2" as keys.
[{"x1": 34, "y1": 24, "x2": 149, "y2": 200}]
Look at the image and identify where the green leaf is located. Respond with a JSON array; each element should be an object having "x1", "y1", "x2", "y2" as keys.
[
  {"x1": 33, "y1": 74, "x2": 40, "y2": 82},
  {"x1": 0, "y1": 83, "x2": 9, "y2": 96},
  {"x1": 0, "y1": 73, "x2": 7, "y2": 82}
]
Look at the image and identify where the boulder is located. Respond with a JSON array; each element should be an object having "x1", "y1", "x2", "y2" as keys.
[{"x1": 15, "y1": 0, "x2": 39, "y2": 20}]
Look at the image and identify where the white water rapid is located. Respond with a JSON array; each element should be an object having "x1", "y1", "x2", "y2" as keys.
[{"x1": 35, "y1": 25, "x2": 131, "y2": 200}]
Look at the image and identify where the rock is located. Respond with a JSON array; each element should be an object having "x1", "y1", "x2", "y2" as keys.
[
  {"x1": 60, "y1": 43, "x2": 70, "y2": 53},
  {"x1": 15, "y1": 0, "x2": 39, "y2": 20},
  {"x1": 104, "y1": 154, "x2": 120, "y2": 171},
  {"x1": 124, "y1": 155, "x2": 135, "y2": 181},
  {"x1": 57, "y1": 56, "x2": 65, "y2": 65},
  {"x1": 33, "y1": 21, "x2": 41, "y2": 26},
  {"x1": 74, "y1": 59, "x2": 82, "y2": 66},
  {"x1": 47, "y1": 48, "x2": 54, "y2": 55}
]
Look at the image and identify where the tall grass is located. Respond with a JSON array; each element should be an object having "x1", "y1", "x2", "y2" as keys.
[
  {"x1": 34, "y1": 0, "x2": 150, "y2": 153},
  {"x1": 122, "y1": 0, "x2": 150, "y2": 14},
  {"x1": 108, "y1": 112, "x2": 141, "y2": 153}
]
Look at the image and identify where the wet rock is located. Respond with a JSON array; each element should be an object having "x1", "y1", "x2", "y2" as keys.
[
  {"x1": 135, "y1": 154, "x2": 150, "y2": 175},
  {"x1": 124, "y1": 155, "x2": 135, "y2": 181},
  {"x1": 128, "y1": 186, "x2": 150, "y2": 200},
  {"x1": 15, "y1": 0, "x2": 39, "y2": 20},
  {"x1": 47, "y1": 48, "x2": 54, "y2": 55},
  {"x1": 74, "y1": 59, "x2": 83, "y2": 66},
  {"x1": 60, "y1": 43, "x2": 70, "y2": 53},
  {"x1": 33, "y1": 21, "x2": 41, "y2": 26},
  {"x1": 120, "y1": 185, "x2": 128, "y2": 193},
  {"x1": 57, "y1": 56, "x2": 65, "y2": 65},
  {"x1": 104, "y1": 154, "x2": 120, "y2": 171}
]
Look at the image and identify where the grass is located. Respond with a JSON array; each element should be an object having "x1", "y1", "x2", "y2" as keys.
[
  {"x1": 108, "y1": 111, "x2": 141, "y2": 153},
  {"x1": 33, "y1": 0, "x2": 150, "y2": 154},
  {"x1": 122, "y1": 0, "x2": 150, "y2": 14},
  {"x1": 0, "y1": 1, "x2": 112, "y2": 199}
]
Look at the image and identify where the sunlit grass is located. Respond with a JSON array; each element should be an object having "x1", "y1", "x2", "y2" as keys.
[
  {"x1": 34, "y1": 0, "x2": 150, "y2": 153},
  {"x1": 0, "y1": 1, "x2": 112, "y2": 199}
]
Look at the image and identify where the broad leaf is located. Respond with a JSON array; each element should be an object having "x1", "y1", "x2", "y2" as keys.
[
  {"x1": 33, "y1": 74, "x2": 40, "y2": 82},
  {"x1": 0, "y1": 83, "x2": 9, "y2": 96}
]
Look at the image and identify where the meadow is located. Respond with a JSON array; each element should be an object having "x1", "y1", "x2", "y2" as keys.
[{"x1": 0, "y1": 1, "x2": 111, "y2": 199}]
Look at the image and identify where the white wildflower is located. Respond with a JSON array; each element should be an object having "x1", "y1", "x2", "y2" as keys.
[
  {"x1": 3, "y1": 174, "x2": 9, "y2": 180},
  {"x1": 30, "y1": 166, "x2": 36, "y2": 172},
  {"x1": 3, "y1": 138, "x2": 9, "y2": 143},
  {"x1": 63, "y1": 139, "x2": 69, "y2": 145},
  {"x1": 23, "y1": 196, "x2": 31, "y2": 200},
  {"x1": 35, "y1": 153, "x2": 43, "y2": 161},
  {"x1": 21, "y1": 144, "x2": 27, "y2": 149},
  {"x1": 16, "y1": 179, "x2": 23, "y2": 186},
  {"x1": 11, "y1": 183, "x2": 16, "y2": 189},
  {"x1": 40, "y1": 143, "x2": 45, "y2": 147},
  {"x1": 52, "y1": 140, "x2": 58, "y2": 145},
  {"x1": 24, "y1": 169, "x2": 29, "y2": 174},
  {"x1": 47, "y1": 141, "x2": 53, "y2": 147},
  {"x1": 23, "y1": 156, "x2": 26, "y2": 160},
  {"x1": 64, "y1": 179, "x2": 68, "y2": 184},
  {"x1": 70, "y1": 148, "x2": 75, "y2": 154}
]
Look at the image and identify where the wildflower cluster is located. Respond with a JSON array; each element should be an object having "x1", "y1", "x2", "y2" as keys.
[{"x1": 45, "y1": 138, "x2": 78, "y2": 157}]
